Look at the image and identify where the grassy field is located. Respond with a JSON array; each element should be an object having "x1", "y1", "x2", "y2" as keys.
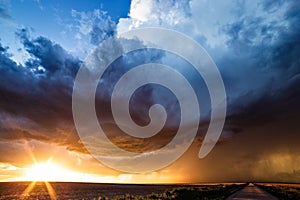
[
  {"x1": 95, "y1": 184, "x2": 247, "y2": 200},
  {"x1": 256, "y1": 183, "x2": 300, "y2": 200},
  {"x1": 0, "y1": 182, "x2": 246, "y2": 200}
]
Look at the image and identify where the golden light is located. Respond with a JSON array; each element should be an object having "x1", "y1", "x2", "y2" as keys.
[
  {"x1": 24, "y1": 161, "x2": 66, "y2": 182},
  {"x1": 22, "y1": 159, "x2": 117, "y2": 183},
  {"x1": 21, "y1": 159, "x2": 63, "y2": 200},
  {"x1": 20, "y1": 159, "x2": 134, "y2": 200}
]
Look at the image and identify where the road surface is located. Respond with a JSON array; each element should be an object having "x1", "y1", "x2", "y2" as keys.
[{"x1": 226, "y1": 183, "x2": 279, "y2": 200}]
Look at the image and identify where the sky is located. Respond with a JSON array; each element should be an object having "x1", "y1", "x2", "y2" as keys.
[{"x1": 0, "y1": 0, "x2": 299, "y2": 183}]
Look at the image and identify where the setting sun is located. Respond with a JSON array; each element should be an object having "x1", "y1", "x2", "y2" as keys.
[
  {"x1": 21, "y1": 159, "x2": 120, "y2": 183},
  {"x1": 24, "y1": 161, "x2": 67, "y2": 182},
  {"x1": 23, "y1": 159, "x2": 85, "y2": 182}
]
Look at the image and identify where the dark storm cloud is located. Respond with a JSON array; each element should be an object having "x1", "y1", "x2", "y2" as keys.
[
  {"x1": 0, "y1": 126, "x2": 48, "y2": 142},
  {"x1": 17, "y1": 28, "x2": 80, "y2": 75},
  {"x1": 220, "y1": 1, "x2": 300, "y2": 125},
  {"x1": 0, "y1": 28, "x2": 169, "y2": 155},
  {"x1": 0, "y1": 29, "x2": 83, "y2": 153},
  {"x1": 183, "y1": 2, "x2": 300, "y2": 182},
  {"x1": 0, "y1": 0, "x2": 299, "y2": 164}
]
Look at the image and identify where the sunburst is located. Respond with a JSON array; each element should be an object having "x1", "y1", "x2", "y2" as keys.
[{"x1": 21, "y1": 159, "x2": 58, "y2": 200}]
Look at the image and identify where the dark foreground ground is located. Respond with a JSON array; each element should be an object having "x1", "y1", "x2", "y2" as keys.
[
  {"x1": 256, "y1": 183, "x2": 300, "y2": 200},
  {"x1": 0, "y1": 182, "x2": 299, "y2": 200},
  {"x1": 0, "y1": 182, "x2": 245, "y2": 200}
]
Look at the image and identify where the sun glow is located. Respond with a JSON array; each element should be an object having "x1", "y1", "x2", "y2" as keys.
[
  {"x1": 21, "y1": 159, "x2": 63, "y2": 200},
  {"x1": 23, "y1": 159, "x2": 101, "y2": 182},
  {"x1": 24, "y1": 161, "x2": 68, "y2": 182}
]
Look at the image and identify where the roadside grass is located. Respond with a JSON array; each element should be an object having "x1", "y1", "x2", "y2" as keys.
[
  {"x1": 256, "y1": 183, "x2": 300, "y2": 200},
  {"x1": 95, "y1": 184, "x2": 246, "y2": 200}
]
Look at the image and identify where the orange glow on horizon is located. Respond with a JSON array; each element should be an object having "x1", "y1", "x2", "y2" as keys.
[
  {"x1": 21, "y1": 159, "x2": 111, "y2": 183},
  {"x1": 3, "y1": 142, "x2": 177, "y2": 185},
  {"x1": 24, "y1": 160, "x2": 66, "y2": 182}
]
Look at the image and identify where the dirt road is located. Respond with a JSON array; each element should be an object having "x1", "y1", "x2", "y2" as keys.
[{"x1": 226, "y1": 183, "x2": 279, "y2": 200}]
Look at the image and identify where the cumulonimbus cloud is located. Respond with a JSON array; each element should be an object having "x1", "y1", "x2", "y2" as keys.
[{"x1": 0, "y1": 0, "x2": 299, "y2": 167}]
